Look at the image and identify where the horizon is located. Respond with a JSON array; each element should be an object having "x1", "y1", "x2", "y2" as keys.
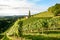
[{"x1": 0, "y1": 0, "x2": 60, "y2": 16}]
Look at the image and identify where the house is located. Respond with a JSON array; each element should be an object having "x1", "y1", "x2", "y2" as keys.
[{"x1": 25, "y1": 16, "x2": 28, "y2": 19}]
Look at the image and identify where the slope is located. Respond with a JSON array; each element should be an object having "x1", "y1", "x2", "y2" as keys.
[
  {"x1": 2, "y1": 19, "x2": 20, "y2": 35},
  {"x1": 33, "y1": 11, "x2": 54, "y2": 17}
]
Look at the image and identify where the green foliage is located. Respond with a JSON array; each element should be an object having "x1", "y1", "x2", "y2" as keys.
[
  {"x1": 55, "y1": 4, "x2": 60, "y2": 10},
  {"x1": 54, "y1": 9, "x2": 60, "y2": 16},
  {"x1": 2, "y1": 34, "x2": 11, "y2": 40},
  {"x1": 18, "y1": 21, "x2": 23, "y2": 37},
  {"x1": 23, "y1": 35, "x2": 60, "y2": 40},
  {"x1": 1, "y1": 4, "x2": 60, "y2": 40},
  {"x1": 23, "y1": 17, "x2": 60, "y2": 32},
  {"x1": 23, "y1": 17, "x2": 41, "y2": 25},
  {"x1": 48, "y1": 4, "x2": 60, "y2": 15},
  {"x1": 0, "y1": 35, "x2": 4, "y2": 39},
  {"x1": 41, "y1": 19, "x2": 49, "y2": 28},
  {"x1": 0, "y1": 18, "x2": 17, "y2": 33},
  {"x1": 48, "y1": 6, "x2": 55, "y2": 13},
  {"x1": 48, "y1": 4, "x2": 60, "y2": 12}
]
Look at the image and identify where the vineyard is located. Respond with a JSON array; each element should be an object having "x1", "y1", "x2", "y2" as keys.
[
  {"x1": 0, "y1": 3, "x2": 60, "y2": 40},
  {"x1": 22, "y1": 17, "x2": 60, "y2": 34},
  {"x1": 0, "y1": 17, "x2": 60, "y2": 40}
]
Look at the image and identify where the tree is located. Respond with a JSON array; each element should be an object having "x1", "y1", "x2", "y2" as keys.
[
  {"x1": 48, "y1": 4, "x2": 60, "y2": 15},
  {"x1": 54, "y1": 9, "x2": 60, "y2": 16},
  {"x1": 48, "y1": 6, "x2": 55, "y2": 13},
  {"x1": 28, "y1": 10, "x2": 31, "y2": 18}
]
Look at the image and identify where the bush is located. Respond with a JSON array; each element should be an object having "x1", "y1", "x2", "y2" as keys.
[
  {"x1": 54, "y1": 9, "x2": 60, "y2": 16},
  {"x1": 0, "y1": 35, "x2": 4, "y2": 39},
  {"x1": 18, "y1": 21, "x2": 23, "y2": 37}
]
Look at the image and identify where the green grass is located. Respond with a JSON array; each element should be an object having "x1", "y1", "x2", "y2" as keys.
[
  {"x1": 23, "y1": 34, "x2": 60, "y2": 40},
  {"x1": 33, "y1": 11, "x2": 54, "y2": 17},
  {"x1": 23, "y1": 17, "x2": 41, "y2": 25}
]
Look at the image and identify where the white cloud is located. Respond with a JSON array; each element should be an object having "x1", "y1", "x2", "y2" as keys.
[
  {"x1": 0, "y1": 0, "x2": 47, "y2": 16},
  {"x1": 28, "y1": 0, "x2": 41, "y2": 2}
]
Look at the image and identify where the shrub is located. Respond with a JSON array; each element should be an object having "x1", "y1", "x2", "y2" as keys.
[{"x1": 18, "y1": 21, "x2": 23, "y2": 37}]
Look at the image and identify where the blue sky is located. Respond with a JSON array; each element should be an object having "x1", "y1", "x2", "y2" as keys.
[
  {"x1": 0, "y1": 0, "x2": 60, "y2": 16},
  {"x1": 30, "y1": 0, "x2": 60, "y2": 10},
  {"x1": 28, "y1": 0, "x2": 60, "y2": 6}
]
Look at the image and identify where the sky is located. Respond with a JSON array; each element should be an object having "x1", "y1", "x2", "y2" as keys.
[{"x1": 0, "y1": 0, "x2": 60, "y2": 16}]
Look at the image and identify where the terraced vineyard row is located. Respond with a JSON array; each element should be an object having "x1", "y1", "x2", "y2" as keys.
[
  {"x1": 22, "y1": 17, "x2": 60, "y2": 34},
  {"x1": 0, "y1": 17, "x2": 60, "y2": 40},
  {"x1": 1, "y1": 17, "x2": 60, "y2": 35}
]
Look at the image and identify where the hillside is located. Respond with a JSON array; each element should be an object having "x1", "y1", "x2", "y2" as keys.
[
  {"x1": 1, "y1": 4, "x2": 60, "y2": 35},
  {"x1": 0, "y1": 3, "x2": 60, "y2": 40},
  {"x1": 33, "y1": 11, "x2": 54, "y2": 17},
  {"x1": 33, "y1": 4, "x2": 60, "y2": 17}
]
